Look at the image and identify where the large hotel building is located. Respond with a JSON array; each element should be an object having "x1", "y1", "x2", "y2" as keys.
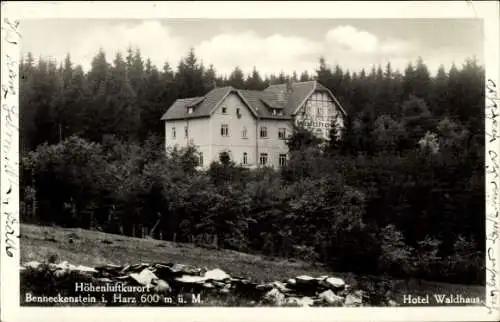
[{"x1": 161, "y1": 81, "x2": 347, "y2": 168}]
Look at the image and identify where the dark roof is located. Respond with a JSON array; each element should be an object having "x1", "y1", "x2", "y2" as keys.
[
  {"x1": 237, "y1": 90, "x2": 293, "y2": 120},
  {"x1": 263, "y1": 81, "x2": 316, "y2": 116},
  {"x1": 161, "y1": 81, "x2": 346, "y2": 121},
  {"x1": 161, "y1": 87, "x2": 231, "y2": 120}
]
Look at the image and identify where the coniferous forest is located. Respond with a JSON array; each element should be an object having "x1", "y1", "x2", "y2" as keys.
[{"x1": 19, "y1": 47, "x2": 485, "y2": 285}]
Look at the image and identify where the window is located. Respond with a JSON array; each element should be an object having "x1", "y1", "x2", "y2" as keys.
[
  {"x1": 221, "y1": 124, "x2": 229, "y2": 137},
  {"x1": 279, "y1": 154, "x2": 287, "y2": 167},
  {"x1": 222, "y1": 106, "x2": 228, "y2": 114},
  {"x1": 259, "y1": 153, "x2": 268, "y2": 166},
  {"x1": 260, "y1": 126, "x2": 268, "y2": 138},
  {"x1": 242, "y1": 126, "x2": 248, "y2": 138},
  {"x1": 199, "y1": 152, "x2": 203, "y2": 166},
  {"x1": 184, "y1": 126, "x2": 188, "y2": 138},
  {"x1": 243, "y1": 152, "x2": 248, "y2": 165},
  {"x1": 278, "y1": 128, "x2": 286, "y2": 140},
  {"x1": 236, "y1": 108, "x2": 241, "y2": 116},
  {"x1": 272, "y1": 109, "x2": 277, "y2": 115},
  {"x1": 171, "y1": 127, "x2": 176, "y2": 138},
  {"x1": 188, "y1": 107, "x2": 193, "y2": 114}
]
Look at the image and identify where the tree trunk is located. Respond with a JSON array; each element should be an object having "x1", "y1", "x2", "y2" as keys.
[
  {"x1": 213, "y1": 234, "x2": 218, "y2": 249},
  {"x1": 150, "y1": 216, "x2": 161, "y2": 237}
]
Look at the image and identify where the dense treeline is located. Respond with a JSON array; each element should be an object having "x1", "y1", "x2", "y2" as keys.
[{"x1": 20, "y1": 47, "x2": 485, "y2": 285}]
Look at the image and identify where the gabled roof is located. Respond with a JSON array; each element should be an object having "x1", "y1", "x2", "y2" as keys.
[
  {"x1": 263, "y1": 81, "x2": 317, "y2": 116},
  {"x1": 237, "y1": 90, "x2": 293, "y2": 120},
  {"x1": 161, "y1": 87, "x2": 231, "y2": 120},
  {"x1": 161, "y1": 81, "x2": 346, "y2": 121},
  {"x1": 313, "y1": 82, "x2": 348, "y2": 116}
]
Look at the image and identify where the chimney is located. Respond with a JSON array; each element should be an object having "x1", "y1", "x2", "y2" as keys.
[
  {"x1": 212, "y1": 80, "x2": 217, "y2": 89},
  {"x1": 286, "y1": 80, "x2": 293, "y2": 93}
]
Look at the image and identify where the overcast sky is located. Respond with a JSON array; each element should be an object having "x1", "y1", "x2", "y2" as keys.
[{"x1": 20, "y1": 19, "x2": 483, "y2": 77}]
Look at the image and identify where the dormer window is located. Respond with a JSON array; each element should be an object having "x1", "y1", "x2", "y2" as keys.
[{"x1": 188, "y1": 107, "x2": 193, "y2": 114}]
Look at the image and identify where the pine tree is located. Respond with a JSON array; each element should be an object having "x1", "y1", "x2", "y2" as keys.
[
  {"x1": 457, "y1": 57, "x2": 485, "y2": 126},
  {"x1": 332, "y1": 64, "x2": 344, "y2": 93},
  {"x1": 228, "y1": 66, "x2": 245, "y2": 89},
  {"x1": 141, "y1": 61, "x2": 169, "y2": 138},
  {"x1": 402, "y1": 62, "x2": 415, "y2": 100},
  {"x1": 300, "y1": 71, "x2": 310, "y2": 82},
  {"x1": 129, "y1": 48, "x2": 145, "y2": 94},
  {"x1": 175, "y1": 48, "x2": 205, "y2": 98},
  {"x1": 31, "y1": 58, "x2": 64, "y2": 146},
  {"x1": 57, "y1": 54, "x2": 87, "y2": 141},
  {"x1": 413, "y1": 57, "x2": 431, "y2": 102},
  {"x1": 159, "y1": 61, "x2": 178, "y2": 120},
  {"x1": 106, "y1": 51, "x2": 138, "y2": 140},
  {"x1": 375, "y1": 63, "x2": 398, "y2": 117},
  {"x1": 19, "y1": 53, "x2": 37, "y2": 151},
  {"x1": 203, "y1": 64, "x2": 217, "y2": 91},
  {"x1": 277, "y1": 71, "x2": 287, "y2": 84},
  {"x1": 430, "y1": 65, "x2": 449, "y2": 117},
  {"x1": 84, "y1": 49, "x2": 115, "y2": 141},
  {"x1": 87, "y1": 48, "x2": 111, "y2": 96},
  {"x1": 246, "y1": 66, "x2": 265, "y2": 90},
  {"x1": 315, "y1": 56, "x2": 333, "y2": 88}
]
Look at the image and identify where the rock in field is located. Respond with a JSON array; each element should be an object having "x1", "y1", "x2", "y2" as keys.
[
  {"x1": 175, "y1": 275, "x2": 207, "y2": 284},
  {"x1": 202, "y1": 282, "x2": 215, "y2": 289},
  {"x1": 171, "y1": 264, "x2": 203, "y2": 276},
  {"x1": 152, "y1": 279, "x2": 172, "y2": 293},
  {"x1": 273, "y1": 281, "x2": 291, "y2": 293},
  {"x1": 204, "y1": 268, "x2": 230, "y2": 281},
  {"x1": 21, "y1": 258, "x2": 380, "y2": 307},
  {"x1": 295, "y1": 275, "x2": 316, "y2": 285},
  {"x1": 263, "y1": 288, "x2": 285, "y2": 306},
  {"x1": 24, "y1": 261, "x2": 42, "y2": 270},
  {"x1": 129, "y1": 268, "x2": 158, "y2": 287},
  {"x1": 297, "y1": 296, "x2": 314, "y2": 307},
  {"x1": 256, "y1": 283, "x2": 274, "y2": 292},
  {"x1": 344, "y1": 292, "x2": 364, "y2": 307},
  {"x1": 323, "y1": 276, "x2": 346, "y2": 290},
  {"x1": 318, "y1": 290, "x2": 343, "y2": 306}
]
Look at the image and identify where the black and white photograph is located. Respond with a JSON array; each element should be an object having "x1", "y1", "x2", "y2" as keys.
[{"x1": 1, "y1": 1, "x2": 499, "y2": 322}]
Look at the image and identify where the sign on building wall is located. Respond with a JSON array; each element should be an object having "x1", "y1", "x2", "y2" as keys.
[{"x1": 294, "y1": 91, "x2": 343, "y2": 139}]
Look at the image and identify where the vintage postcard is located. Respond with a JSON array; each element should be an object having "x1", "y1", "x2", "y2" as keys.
[{"x1": 1, "y1": 1, "x2": 499, "y2": 321}]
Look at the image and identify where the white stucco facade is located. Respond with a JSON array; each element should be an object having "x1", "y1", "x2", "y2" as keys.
[{"x1": 163, "y1": 82, "x2": 346, "y2": 169}]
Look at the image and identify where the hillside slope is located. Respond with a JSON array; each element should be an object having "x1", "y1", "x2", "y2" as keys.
[{"x1": 20, "y1": 224, "x2": 485, "y2": 305}]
